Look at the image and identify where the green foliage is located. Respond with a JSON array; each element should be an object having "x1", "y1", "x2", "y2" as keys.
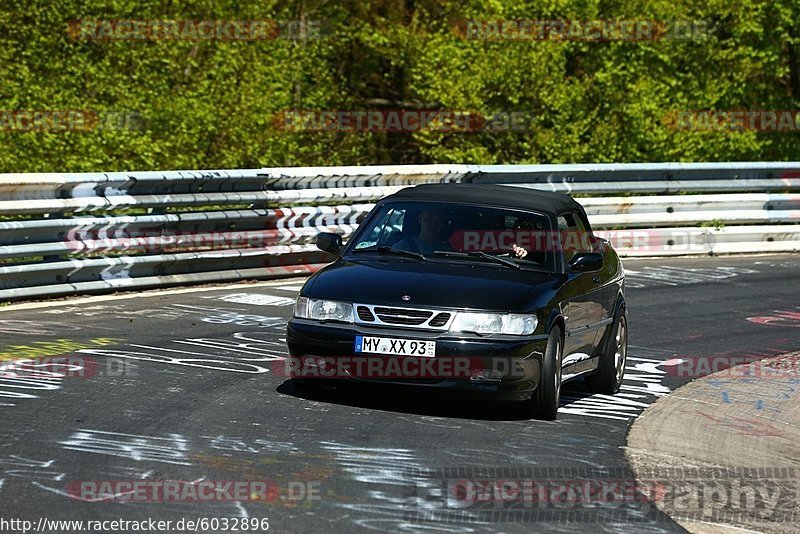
[
  {"x1": 700, "y1": 218, "x2": 726, "y2": 229},
  {"x1": 0, "y1": 0, "x2": 797, "y2": 172}
]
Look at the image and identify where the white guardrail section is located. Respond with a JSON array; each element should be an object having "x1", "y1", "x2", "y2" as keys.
[{"x1": 0, "y1": 162, "x2": 798, "y2": 301}]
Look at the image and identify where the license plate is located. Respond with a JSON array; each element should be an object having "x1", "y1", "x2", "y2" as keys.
[{"x1": 354, "y1": 336, "x2": 436, "y2": 357}]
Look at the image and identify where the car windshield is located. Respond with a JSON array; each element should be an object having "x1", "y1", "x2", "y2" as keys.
[{"x1": 346, "y1": 201, "x2": 555, "y2": 271}]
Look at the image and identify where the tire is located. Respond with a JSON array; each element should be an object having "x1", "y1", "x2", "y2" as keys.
[
  {"x1": 586, "y1": 313, "x2": 628, "y2": 394},
  {"x1": 531, "y1": 325, "x2": 563, "y2": 421}
]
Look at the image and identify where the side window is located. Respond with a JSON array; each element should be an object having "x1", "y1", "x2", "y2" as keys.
[
  {"x1": 354, "y1": 208, "x2": 405, "y2": 249},
  {"x1": 557, "y1": 213, "x2": 592, "y2": 263}
]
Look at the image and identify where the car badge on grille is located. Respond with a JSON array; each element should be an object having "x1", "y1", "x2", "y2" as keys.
[{"x1": 401, "y1": 295, "x2": 411, "y2": 301}]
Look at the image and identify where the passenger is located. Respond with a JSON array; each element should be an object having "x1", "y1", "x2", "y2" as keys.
[{"x1": 508, "y1": 219, "x2": 534, "y2": 259}]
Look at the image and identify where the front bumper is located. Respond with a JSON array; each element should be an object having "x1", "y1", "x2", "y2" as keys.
[{"x1": 286, "y1": 318, "x2": 547, "y2": 402}]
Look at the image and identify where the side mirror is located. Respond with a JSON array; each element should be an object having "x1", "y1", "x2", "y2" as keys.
[
  {"x1": 569, "y1": 252, "x2": 603, "y2": 272},
  {"x1": 316, "y1": 232, "x2": 343, "y2": 256}
]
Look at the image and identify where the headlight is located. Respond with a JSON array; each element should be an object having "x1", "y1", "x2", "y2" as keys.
[
  {"x1": 450, "y1": 312, "x2": 537, "y2": 335},
  {"x1": 294, "y1": 297, "x2": 354, "y2": 323}
]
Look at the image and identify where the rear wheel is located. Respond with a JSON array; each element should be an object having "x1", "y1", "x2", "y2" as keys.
[
  {"x1": 531, "y1": 325, "x2": 562, "y2": 420},
  {"x1": 586, "y1": 314, "x2": 627, "y2": 394}
]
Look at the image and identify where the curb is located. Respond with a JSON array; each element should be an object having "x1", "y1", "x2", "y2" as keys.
[{"x1": 626, "y1": 350, "x2": 800, "y2": 533}]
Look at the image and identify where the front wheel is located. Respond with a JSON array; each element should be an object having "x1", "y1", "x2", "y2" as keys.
[
  {"x1": 531, "y1": 325, "x2": 562, "y2": 420},
  {"x1": 586, "y1": 314, "x2": 627, "y2": 394}
]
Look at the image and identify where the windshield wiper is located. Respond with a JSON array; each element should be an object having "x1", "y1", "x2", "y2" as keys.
[
  {"x1": 469, "y1": 251, "x2": 521, "y2": 269},
  {"x1": 431, "y1": 250, "x2": 521, "y2": 269},
  {"x1": 353, "y1": 246, "x2": 425, "y2": 261}
]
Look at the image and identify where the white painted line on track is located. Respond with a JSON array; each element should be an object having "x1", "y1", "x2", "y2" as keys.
[
  {"x1": 274, "y1": 285, "x2": 304, "y2": 291},
  {"x1": 0, "y1": 277, "x2": 310, "y2": 313}
]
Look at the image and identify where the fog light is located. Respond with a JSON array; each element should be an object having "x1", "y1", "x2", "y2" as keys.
[{"x1": 470, "y1": 369, "x2": 504, "y2": 382}]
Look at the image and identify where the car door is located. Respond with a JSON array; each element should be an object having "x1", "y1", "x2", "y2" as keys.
[
  {"x1": 558, "y1": 213, "x2": 606, "y2": 366},
  {"x1": 589, "y1": 230, "x2": 621, "y2": 349}
]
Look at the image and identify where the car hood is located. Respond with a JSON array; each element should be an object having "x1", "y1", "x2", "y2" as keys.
[{"x1": 303, "y1": 258, "x2": 559, "y2": 312}]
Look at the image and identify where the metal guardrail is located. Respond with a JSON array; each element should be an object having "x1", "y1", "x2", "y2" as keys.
[{"x1": 1, "y1": 163, "x2": 798, "y2": 301}]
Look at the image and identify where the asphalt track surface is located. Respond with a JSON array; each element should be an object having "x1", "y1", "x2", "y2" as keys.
[{"x1": 0, "y1": 254, "x2": 798, "y2": 533}]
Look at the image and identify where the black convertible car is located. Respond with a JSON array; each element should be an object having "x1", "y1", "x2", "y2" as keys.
[{"x1": 286, "y1": 183, "x2": 627, "y2": 419}]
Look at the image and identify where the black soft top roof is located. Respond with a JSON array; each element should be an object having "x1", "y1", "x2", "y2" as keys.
[{"x1": 387, "y1": 183, "x2": 585, "y2": 217}]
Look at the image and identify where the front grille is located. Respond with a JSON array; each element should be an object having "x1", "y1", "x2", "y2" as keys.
[
  {"x1": 374, "y1": 307, "x2": 433, "y2": 325},
  {"x1": 428, "y1": 312, "x2": 451, "y2": 327},
  {"x1": 353, "y1": 303, "x2": 454, "y2": 330},
  {"x1": 356, "y1": 306, "x2": 375, "y2": 322}
]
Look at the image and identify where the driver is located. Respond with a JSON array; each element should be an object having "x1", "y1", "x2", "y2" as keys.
[{"x1": 394, "y1": 208, "x2": 452, "y2": 255}]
